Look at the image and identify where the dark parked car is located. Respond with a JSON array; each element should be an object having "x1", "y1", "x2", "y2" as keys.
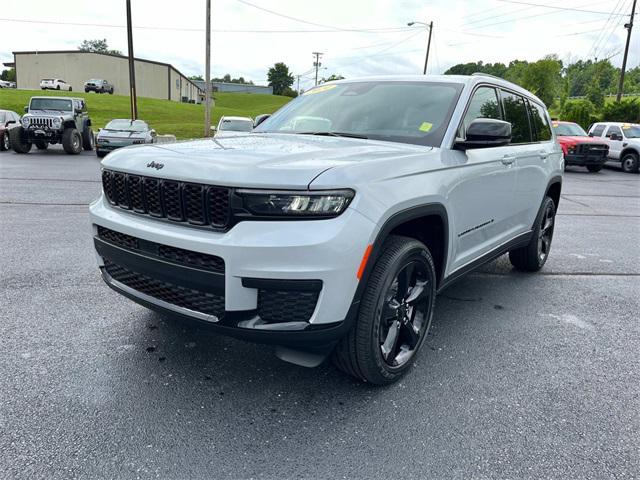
[
  {"x1": 95, "y1": 119, "x2": 156, "y2": 157},
  {"x1": 84, "y1": 79, "x2": 114, "y2": 94},
  {"x1": 0, "y1": 110, "x2": 21, "y2": 151}
]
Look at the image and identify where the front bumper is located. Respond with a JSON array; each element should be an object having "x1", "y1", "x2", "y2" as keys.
[
  {"x1": 90, "y1": 194, "x2": 375, "y2": 347},
  {"x1": 564, "y1": 151, "x2": 607, "y2": 166}
]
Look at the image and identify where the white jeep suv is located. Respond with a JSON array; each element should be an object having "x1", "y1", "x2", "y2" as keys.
[
  {"x1": 588, "y1": 122, "x2": 640, "y2": 173},
  {"x1": 40, "y1": 78, "x2": 72, "y2": 91},
  {"x1": 90, "y1": 75, "x2": 563, "y2": 384}
]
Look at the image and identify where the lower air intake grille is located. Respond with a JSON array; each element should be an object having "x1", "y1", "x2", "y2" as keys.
[
  {"x1": 104, "y1": 259, "x2": 225, "y2": 317},
  {"x1": 257, "y1": 289, "x2": 319, "y2": 323}
]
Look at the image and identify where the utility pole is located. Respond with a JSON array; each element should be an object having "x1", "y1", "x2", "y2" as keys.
[
  {"x1": 204, "y1": 0, "x2": 212, "y2": 136},
  {"x1": 313, "y1": 52, "x2": 323, "y2": 86},
  {"x1": 125, "y1": 0, "x2": 137, "y2": 120},
  {"x1": 616, "y1": 0, "x2": 636, "y2": 102},
  {"x1": 296, "y1": 74, "x2": 301, "y2": 95},
  {"x1": 423, "y1": 21, "x2": 433, "y2": 75}
]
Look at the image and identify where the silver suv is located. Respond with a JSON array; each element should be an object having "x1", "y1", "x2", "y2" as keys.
[
  {"x1": 90, "y1": 75, "x2": 563, "y2": 384},
  {"x1": 588, "y1": 122, "x2": 640, "y2": 173}
]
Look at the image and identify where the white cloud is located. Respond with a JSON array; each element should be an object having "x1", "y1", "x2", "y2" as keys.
[{"x1": 1, "y1": 0, "x2": 638, "y2": 89}]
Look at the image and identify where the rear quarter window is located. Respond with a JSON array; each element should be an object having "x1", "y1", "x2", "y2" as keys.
[
  {"x1": 528, "y1": 101, "x2": 552, "y2": 142},
  {"x1": 591, "y1": 124, "x2": 605, "y2": 137}
]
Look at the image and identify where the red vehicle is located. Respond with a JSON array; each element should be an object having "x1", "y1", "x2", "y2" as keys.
[
  {"x1": 552, "y1": 121, "x2": 609, "y2": 172},
  {"x1": 0, "y1": 110, "x2": 21, "y2": 151}
]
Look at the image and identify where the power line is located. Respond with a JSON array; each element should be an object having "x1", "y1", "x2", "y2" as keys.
[
  {"x1": 0, "y1": 17, "x2": 413, "y2": 34},
  {"x1": 496, "y1": 0, "x2": 630, "y2": 15},
  {"x1": 234, "y1": 0, "x2": 411, "y2": 33},
  {"x1": 590, "y1": 0, "x2": 629, "y2": 59}
]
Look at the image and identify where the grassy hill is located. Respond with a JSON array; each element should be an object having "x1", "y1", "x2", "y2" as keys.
[{"x1": 0, "y1": 89, "x2": 291, "y2": 139}]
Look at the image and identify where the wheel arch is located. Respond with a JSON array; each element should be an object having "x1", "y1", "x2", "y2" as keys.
[
  {"x1": 63, "y1": 120, "x2": 78, "y2": 130},
  {"x1": 341, "y1": 203, "x2": 449, "y2": 334},
  {"x1": 620, "y1": 147, "x2": 639, "y2": 160},
  {"x1": 544, "y1": 175, "x2": 562, "y2": 211}
]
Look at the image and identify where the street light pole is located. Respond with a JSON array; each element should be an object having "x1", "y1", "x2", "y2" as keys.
[
  {"x1": 616, "y1": 0, "x2": 636, "y2": 102},
  {"x1": 125, "y1": 0, "x2": 137, "y2": 120},
  {"x1": 204, "y1": 0, "x2": 212, "y2": 137},
  {"x1": 408, "y1": 21, "x2": 433, "y2": 75}
]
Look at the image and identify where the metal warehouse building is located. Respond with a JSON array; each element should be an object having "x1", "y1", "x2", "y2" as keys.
[{"x1": 11, "y1": 50, "x2": 203, "y2": 103}]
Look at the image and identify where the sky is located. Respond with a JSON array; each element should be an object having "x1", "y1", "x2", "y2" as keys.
[{"x1": 1, "y1": 0, "x2": 638, "y2": 91}]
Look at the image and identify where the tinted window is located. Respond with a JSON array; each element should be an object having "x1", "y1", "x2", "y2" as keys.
[
  {"x1": 30, "y1": 98, "x2": 73, "y2": 111},
  {"x1": 256, "y1": 81, "x2": 464, "y2": 147},
  {"x1": 462, "y1": 86, "x2": 501, "y2": 132},
  {"x1": 553, "y1": 122, "x2": 587, "y2": 136},
  {"x1": 591, "y1": 124, "x2": 605, "y2": 137},
  {"x1": 606, "y1": 126, "x2": 622, "y2": 138},
  {"x1": 528, "y1": 101, "x2": 552, "y2": 141},
  {"x1": 0, "y1": 113, "x2": 5, "y2": 123},
  {"x1": 501, "y1": 91, "x2": 531, "y2": 143}
]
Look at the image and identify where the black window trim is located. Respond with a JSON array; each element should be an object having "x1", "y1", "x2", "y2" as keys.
[
  {"x1": 605, "y1": 125, "x2": 622, "y2": 138},
  {"x1": 526, "y1": 98, "x2": 554, "y2": 144},
  {"x1": 453, "y1": 82, "x2": 549, "y2": 148}
]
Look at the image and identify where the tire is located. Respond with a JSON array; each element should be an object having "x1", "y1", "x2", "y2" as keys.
[
  {"x1": 85, "y1": 88, "x2": 89, "y2": 93},
  {"x1": 62, "y1": 128, "x2": 82, "y2": 154},
  {"x1": 0, "y1": 132, "x2": 9, "y2": 151},
  {"x1": 509, "y1": 196, "x2": 556, "y2": 272},
  {"x1": 35, "y1": 140, "x2": 48, "y2": 150},
  {"x1": 56, "y1": 85, "x2": 60, "y2": 90},
  {"x1": 96, "y1": 149, "x2": 107, "y2": 158},
  {"x1": 82, "y1": 128, "x2": 94, "y2": 151},
  {"x1": 333, "y1": 236, "x2": 437, "y2": 384},
  {"x1": 586, "y1": 165, "x2": 602, "y2": 172},
  {"x1": 69, "y1": 86, "x2": 72, "y2": 92},
  {"x1": 10, "y1": 127, "x2": 32, "y2": 153},
  {"x1": 621, "y1": 152, "x2": 639, "y2": 173},
  {"x1": 109, "y1": 88, "x2": 114, "y2": 95}
]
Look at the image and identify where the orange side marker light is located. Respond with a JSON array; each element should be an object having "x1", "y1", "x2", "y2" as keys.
[{"x1": 356, "y1": 244, "x2": 373, "y2": 280}]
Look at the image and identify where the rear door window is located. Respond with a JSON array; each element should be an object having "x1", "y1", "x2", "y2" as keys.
[
  {"x1": 528, "y1": 101, "x2": 552, "y2": 142},
  {"x1": 501, "y1": 90, "x2": 532, "y2": 144},
  {"x1": 591, "y1": 124, "x2": 605, "y2": 137}
]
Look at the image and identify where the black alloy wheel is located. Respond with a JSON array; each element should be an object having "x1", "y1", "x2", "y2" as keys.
[
  {"x1": 379, "y1": 261, "x2": 431, "y2": 368},
  {"x1": 537, "y1": 201, "x2": 555, "y2": 264}
]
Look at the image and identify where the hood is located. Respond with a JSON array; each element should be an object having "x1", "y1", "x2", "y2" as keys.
[
  {"x1": 25, "y1": 110, "x2": 70, "y2": 118},
  {"x1": 557, "y1": 135, "x2": 605, "y2": 145},
  {"x1": 101, "y1": 133, "x2": 431, "y2": 189}
]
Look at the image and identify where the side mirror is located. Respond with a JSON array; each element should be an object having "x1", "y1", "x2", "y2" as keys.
[
  {"x1": 610, "y1": 133, "x2": 622, "y2": 141},
  {"x1": 24, "y1": 106, "x2": 28, "y2": 113},
  {"x1": 150, "y1": 129, "x2": 156, "y2": 136},
  {"x1": 254, "y1": 114, "x2": 271, "y2": 128},
  {"x1": 210, "y1": 126, "x2": 217, "y2": 134},
  {"x1": 5, "y1": 120, "x2": 16, "y2": 127},
  {"x1": 454, "y1": 118, "x2": 512, "y2": 150}
]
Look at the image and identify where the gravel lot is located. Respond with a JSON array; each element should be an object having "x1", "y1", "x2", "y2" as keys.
[{"x1": 1, "y1": 145, "x2": 639, "y2": 479}]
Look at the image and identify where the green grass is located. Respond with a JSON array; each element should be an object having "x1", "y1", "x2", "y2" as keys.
[{"x1": 0, "y1": 89, "x2": 291, "y2": 139}]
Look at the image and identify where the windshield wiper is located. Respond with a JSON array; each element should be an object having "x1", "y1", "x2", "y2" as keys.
[{"x1": 298, "y1": 131, "x2": 369, "y2": 139}]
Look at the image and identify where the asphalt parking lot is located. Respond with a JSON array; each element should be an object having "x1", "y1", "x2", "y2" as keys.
[{"x1": 1, "y1": 145, "x2": 639, "y2": 479}]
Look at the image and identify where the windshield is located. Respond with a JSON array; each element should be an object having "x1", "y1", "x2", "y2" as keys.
[
  {"x1": 88, "y1": 79, "x2": 102, "y2": 83},
  {"x1": 622, "y1": 125, "x2": 640, "y2": 138},
  {"x1": 219, "y1": 119, "x2": 253, "y2": 132},
  {"x1": 29, "y1": 98, "x2": 72, "y2": 111},
  {"x1": 105, "y1": 119, "x2": 149, "y2": 132},
  {"x1": 254, "y1": 81, "x2": 463, "y2": 147},
  {"x1": 553, "y1": 122, "x2": 587, "y2": 136}
]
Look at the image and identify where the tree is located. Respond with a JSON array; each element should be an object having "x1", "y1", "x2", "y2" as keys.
[
  {"x1": 561, "y1": 99, "x2": 597, "y2": 129},
  {"x1": 189, "y1": 75, "x2": 204, "y2": 81},
  {"x1": 78, "y1": 39, "x2": 122, "y2": 56},
  {"x1": 267, "y1": 62, "x2": 294, "y2": 96},
  {"x1": 321, "y1": 74, "x2": 345, "y2": 83},
  {"x1": 1, "y1": 68, "x2": 16, "y2": 82},
  {"x1": 602, "y1": 99, "x2": 640, "y2": 123}
]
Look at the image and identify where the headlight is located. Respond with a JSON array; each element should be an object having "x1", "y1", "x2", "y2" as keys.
[
  {"x1": 21, "y1": 117, "x2": 29, "y2": 128},
  {"x1": 52, "y1": 117, "x2": 62, "y2": 128},
  {"x1": 236, "y1": 189, "x2": 354, "y2": 218}
]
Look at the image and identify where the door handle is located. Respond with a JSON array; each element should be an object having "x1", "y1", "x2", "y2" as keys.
[
  {"x1": 539, "y1": 150, "x2": 549, "y2": 159},
  {"x1": 501, "y1": 155, "x2": 516, "y2": 165}
]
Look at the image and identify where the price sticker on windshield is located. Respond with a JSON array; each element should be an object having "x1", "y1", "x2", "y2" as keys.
[{"x1": 419, "y1": 122, "x2": 433, "y2": 132}]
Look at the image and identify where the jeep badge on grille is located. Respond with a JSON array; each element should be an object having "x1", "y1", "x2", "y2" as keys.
[{"x1": 146, "y1": 161, "x2": 164, "y2": 170}]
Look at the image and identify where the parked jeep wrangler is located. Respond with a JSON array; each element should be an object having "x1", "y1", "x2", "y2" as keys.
[{"x1": 10, "y1": 96, "x2": 94, "y2": 154}]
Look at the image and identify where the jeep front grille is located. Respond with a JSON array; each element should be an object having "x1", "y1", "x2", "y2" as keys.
[
  {"x1": 28, "y1": 117, "x2": 54, "y2": 128},
  {"x1": 101, "y1": 170, "x2": 231, "y2": 229}
]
